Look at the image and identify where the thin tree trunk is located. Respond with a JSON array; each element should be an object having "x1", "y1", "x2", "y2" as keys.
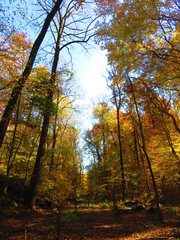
[
  {"x1": 112, "y1": 86, "x2": 126, "y2": 201},
  {"x1": 137, "y1": 135, "x2": 151, "y2": 196},
  {"x1": 49, "y1": 89, "x2": 60, "y2": 175},
  {"x1": 132, "y1": 117, "x2": 140, "y2": 166},
  {"x1": 142, "y1": 81, "x2": 180, "y2": 134},
  {"x1": 0, "y1": 0, "x2": 63, "y2": 149},
  {"x1": 132, "y1": 116, "x2": 151, "y2": 195},
  {"x1": 133, "y1": 116, "x2": 151, "y2": 195},
  {"x1": 49, "y1": 121, "x2": 57, "y2": 175},
  {"x1": 128, "y1": 76, "x2": 162, "y2": 222},
  {"x1": 116, "y1": 109, "x2": 126, "y2": 201},
  {"x1": 161, "y1": 117, "x2": 179, "y2": 160}
]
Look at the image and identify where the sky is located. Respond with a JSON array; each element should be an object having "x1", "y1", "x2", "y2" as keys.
[
  {"x1": 71, "y1": 46, "x2": 111, "y2": 167},
  {"x1": 23, "y1": 0, "x2": 111, "y2": 135},
  {"x1": 73, "y1": 46, "x2": 110, "y2": 131}
]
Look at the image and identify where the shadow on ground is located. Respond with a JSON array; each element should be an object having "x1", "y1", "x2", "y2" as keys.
[{"x1": 0, "y1": 207, "x2": 179, "y2": 239}]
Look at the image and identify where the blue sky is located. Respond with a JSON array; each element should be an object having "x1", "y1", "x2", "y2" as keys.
[
  {"x1": 71, "y1": 45, "x2": 111, "y2": 167},
  {"x1": 73, "y1": 46, "x2": 110, "y2": 130}
]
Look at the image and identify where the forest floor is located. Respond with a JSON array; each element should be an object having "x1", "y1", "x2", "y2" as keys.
[{"x1": 0, "y1": 200, "x2": 180, "y2": 240}]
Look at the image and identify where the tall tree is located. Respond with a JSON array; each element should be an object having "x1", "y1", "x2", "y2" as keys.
[
  {"x1": 0, "y1": 0, "x2": 63, "y2": 148},
  {"x1": 26, "y1": 0, "x2": 96, "y2": 208},
  {"x1": 95, "y1": 0, "x2": 180, "y2": 133},
  {"x1": 107, "y1": 68, "x2": 126, "y2": 201},
  {"x1": 26, "y1": 16, "x2": 62, "y2": 208},
  {"x1": 127, "y1": 75, "x2": 162, "y2": 221}
]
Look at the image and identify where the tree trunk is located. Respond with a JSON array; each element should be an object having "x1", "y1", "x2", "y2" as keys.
[
  {"x1": 132, "y1": 119, "x2": 140, "y2": 167},
  {"x1": 162, "y1": 122, "x2": 179, "y2": 160},
  {"x1": 49, "y1": 90, "x2": 59, "y2": 175},
  {"x1": 138, "y1": 140, "x2": 151, "y2": 196},
  {"x1": 0, "y1": 0, "x2": 63, "y2": 149},
  {"x1": 23, "y1": 133, "x2": 40, "y2": 185},
  {"x1": 112, "y1": 85, "x2": 126, "y2": 201},
  {"x1": 49, "y1": 122, "x2": 57, "y2": 174},
  {"x1": 1, "y1": 168, "x2": 10, "y2": 197},
  {"x1": 116, "y1": 109, "x2": 126, "y2": 201},
  {"x1": 26, "y1": 114, "x2": 50, "y2": 208},
  {"x1": 144, "y1": 83, "x2": 180, "y2": 134},
  {"x1": 1, "y1": 98, "x2": 20, "y2": 197},
  {"x1": 129, "y1": 77, "x2": 162, "y2": 222},
  {"x1": 26, "y1": 22, "x2": 62, "y2": 209}
]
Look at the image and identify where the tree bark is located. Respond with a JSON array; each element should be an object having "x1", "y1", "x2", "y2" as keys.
[
  {"x1": 26, "y1": 114, "x2": 51, "y2": 208},
  {"x1": 0, "y1": 0, "x2": 63, "y2": 149}
]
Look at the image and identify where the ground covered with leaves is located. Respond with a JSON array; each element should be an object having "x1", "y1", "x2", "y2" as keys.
[{"x1": 0, "y1": 200, "x2": 179, "y2": 239}]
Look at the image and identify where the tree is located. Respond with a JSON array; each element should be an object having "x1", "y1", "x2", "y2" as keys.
[
  {"x1": 26, "y1": 13, "x2": 62, "y2": 208},
  {"x1": 0, "y1": 32, "x2": 32, "y2": 119},
  {"x1": 26, "y1": 0, "x2": 96, "y2": 208},
  {"x1": 95, "y1": 0, "x2": 180, "y2": 133},
  {"x1": 107, "y1": 67, "x2": 126, "y2": 201},
  {"x1": 48, "y1": 68, "x2": 77, "y2": 175},
  {"x1": 95, "y1": 0, "x2": 180, "y2": 209},
  {"x1": 126, "y1": 75, "x2": 162, "y2": 221},
  {"x1": 85, "y1": 102, "x2": 123, "y2": 202},
  {"x1": 0, "y1": 0, "x2": 63, "y2": 149},
  {"x1": 0, "y1": 32, "x2": 33, "y2": 196}
]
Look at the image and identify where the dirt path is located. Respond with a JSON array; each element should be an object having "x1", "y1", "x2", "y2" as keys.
[{"x1": 0, "y1": 207, "x2": 179, "y2": 239}]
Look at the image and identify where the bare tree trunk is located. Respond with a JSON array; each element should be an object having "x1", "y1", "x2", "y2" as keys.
[{"x1": 0, "y1": 0, "x2": 63, "y2": 149}]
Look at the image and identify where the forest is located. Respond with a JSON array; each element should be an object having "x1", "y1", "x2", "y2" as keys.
[{"x1": 0, "y1": 0, "x2": 179, "y2": 239}]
